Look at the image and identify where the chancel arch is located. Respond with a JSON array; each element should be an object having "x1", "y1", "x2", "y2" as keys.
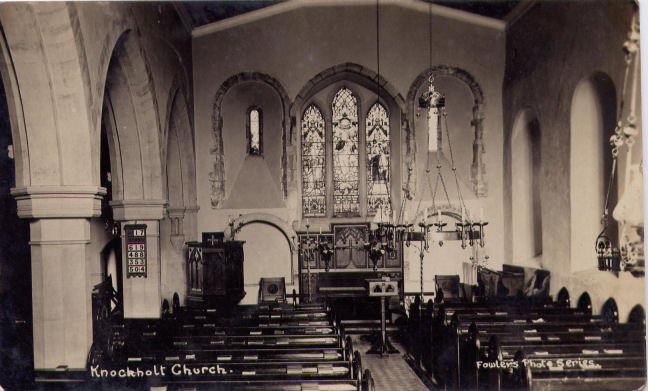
[{"x1": 569, "y1": 73, "x2": 617, "y2": 272}]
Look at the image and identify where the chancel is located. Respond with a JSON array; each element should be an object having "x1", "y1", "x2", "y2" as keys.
[{"x1": 0, "y1": 0, "x2": 645, "y2": 390}]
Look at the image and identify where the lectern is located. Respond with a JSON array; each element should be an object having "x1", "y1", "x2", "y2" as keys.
[{"x1": 365, "y1": 277, "x2": 400, "y2": 355}]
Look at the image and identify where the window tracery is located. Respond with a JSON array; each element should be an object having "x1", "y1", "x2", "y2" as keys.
[
  {"x1": 300, "y1": 86, "x2": 392, "y2": 218},
  {"x1": 301, "y1": 105, "x2": 327, "y2": 217},
  {"x1": 366, "y1": 102, "x2": 391, "y2": 216},
  {"x1": 332, "y1": 87, "x2": 360, "y2": 216}
]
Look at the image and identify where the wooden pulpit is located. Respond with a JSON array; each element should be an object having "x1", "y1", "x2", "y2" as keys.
[{"x1": 187, "y1": 233, "x2": 245, "y2": 307}]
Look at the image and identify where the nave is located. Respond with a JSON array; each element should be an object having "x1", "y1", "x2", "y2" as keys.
[
  {"x1": 0, "y1": 1, "x2": 644, "y2": 390},
  {"x1": 65, "y1": 265, "x2": 645, "y2": 391}
]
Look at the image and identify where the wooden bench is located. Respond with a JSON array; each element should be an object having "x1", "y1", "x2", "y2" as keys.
[{"x1": 94, "y1": 300, "x2": 375, "y2": 391}]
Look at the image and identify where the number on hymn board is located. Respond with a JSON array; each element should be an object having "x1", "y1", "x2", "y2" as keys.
[{"x1": 125, "y1": 224, "x2": 147, "y2": 277}]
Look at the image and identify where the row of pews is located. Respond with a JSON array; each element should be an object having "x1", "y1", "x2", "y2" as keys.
[
  {"x1": 407, "y1": 287, "x2": 646, "y2": 390},
  {"x1": 90, "y1": 294, "x2": 374, "y2": 391}
]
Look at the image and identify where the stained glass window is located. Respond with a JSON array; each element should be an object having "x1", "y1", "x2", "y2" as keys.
[
  {"x1": 301, "y1": 105, "x2": 327, "y2": 216},
  {"x1": 332, "y1": 87, "x2": 360, "y2": 216},
  {"x1": 366, "y1": 103, "x2": 391, "y2": 216},
  {"x1": 248, "y1": 107, "x2": 262, "y2": 155}
]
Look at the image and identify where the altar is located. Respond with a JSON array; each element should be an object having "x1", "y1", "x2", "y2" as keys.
[{"x1": 297, "y1": 223, "x2": 403, "y2": 303}]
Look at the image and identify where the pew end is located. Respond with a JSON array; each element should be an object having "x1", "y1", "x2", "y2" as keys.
[{"x1": 361, "y1": 369, "x2": 375, "y2": 391}]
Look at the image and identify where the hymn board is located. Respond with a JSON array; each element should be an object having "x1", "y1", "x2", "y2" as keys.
[{"x1": 125, "y1": 224, "x2": 147, "y2": 278}]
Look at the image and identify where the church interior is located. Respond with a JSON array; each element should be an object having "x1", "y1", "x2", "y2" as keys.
[{"x1": 0, "y1": 0, "x2": 645, "y2": 390}]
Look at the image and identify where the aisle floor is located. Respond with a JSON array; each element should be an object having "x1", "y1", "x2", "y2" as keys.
[{"x1": 352, "y1": 337, "x2": 430, "y2": 391}]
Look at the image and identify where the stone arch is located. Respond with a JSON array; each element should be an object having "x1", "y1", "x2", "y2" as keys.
[
  {"x1": 291, "y1": 62, "x2": 406, "y2": 123},
  {"x1": 1, "y1": 3, "x2": 98, "y2": 191},
  {"x1": 230, "y1": 213, "x2": 299, "y2": 292},
  {"x1": 290, "y1": 63, "x2": 406, "y2": 216},
  {"x1": 406, "y1": 65, "x2": 487, "y2": 197},
  {"x1": 230, "y1": 212, "x2": 298, "y2": 253},
  {"x1": 102, "y1": 30, "x2": 164, "y2": 204},
  {"x1": 210, "y1": 72, "x2": 290, "y2": 208},
  {"x1": 0, "y1": 24, "x2": 28, "y2": 188}
]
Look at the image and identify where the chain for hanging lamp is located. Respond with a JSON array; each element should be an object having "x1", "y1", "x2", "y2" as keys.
[{"x1": 596, "y1": 10, "x2": 640, "y2": 272}]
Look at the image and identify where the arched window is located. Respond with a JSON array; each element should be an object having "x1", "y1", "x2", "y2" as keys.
[
  {"x1": 301, "y1": 105, "x2": 326, "y2": 217},
  {"x1": 366, "y1": 102, "x2": 390, "y2": 216},
  {"x1": 300, "y1": 84, "x2": 393, "y2": 218},
  {"x1": 332, "y1": 87, "x2": 360, "y2": 216},
  {"x1": 247, "y1": 106, "x2": 262, "y2": 155}
]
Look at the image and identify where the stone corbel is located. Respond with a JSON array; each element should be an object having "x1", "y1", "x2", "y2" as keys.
[{"x1": 167, "y1": 207, "x2": 186, "y2": 251}]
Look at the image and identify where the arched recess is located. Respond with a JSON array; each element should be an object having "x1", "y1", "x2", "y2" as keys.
[
  {"x1": 569, "y1": 73, "x2": 617, "y2": 272},
  {"x1": 230, "y1": 213, "x2": 298, "y2": 253},
  {"x1": 406, "y1": 65, "x2": 487, "y2": 197},
  {"x1": 511, "y1": 109, "x2": 542, "y2": 266},
  {"x1": 229, "y1": 213, "x2": 298, "y2": 305},
  {"x1": 290, "y1": 63, "x2": 406, "y2": 218},
  {"x1": 210, "y1": 72, "x2": 290, "y2": 208},
  {"x1": 102, "y1": 30, "x2": 164, "y2": 203}
]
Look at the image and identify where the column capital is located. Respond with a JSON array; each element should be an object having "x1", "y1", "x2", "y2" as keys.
[
  {"x1": 10, "y1": 185, "x2": 106, "y2": 219},
  {"x1": 110, "y1": 199, "x2": 167, "y2": 221}
]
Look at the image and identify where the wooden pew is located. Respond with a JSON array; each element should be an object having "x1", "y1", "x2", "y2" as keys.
[
  {"x1": 461, "y1": 296, "x2": 645, "y2": 391},
  {"x1": 95, "y1": 300, "x2": 375, "y2": 391},
  {"x1": 427, "y1": 290, "x2": 640, "y2": 390}
]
